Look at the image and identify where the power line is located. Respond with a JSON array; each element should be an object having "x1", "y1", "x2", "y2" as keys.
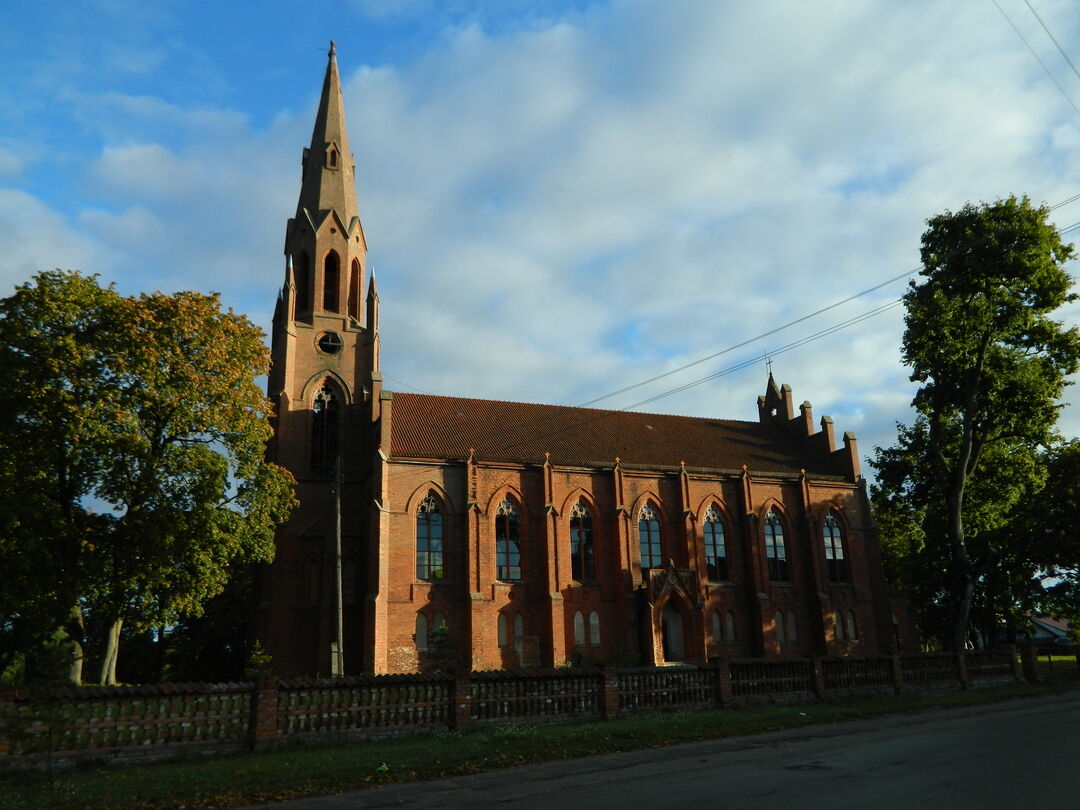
[
  {"x1": 578, "y1": 267, "x2": 917, "y2": 408},
  {"x1": 620, "y1": 300, "x2": 904, "y2": 412},
  {"x1": 1024, "y1": 0, "x2": 1080, "y2": 85},
  {"x1": 993, "y1": 0, "x2": 1080, "y2": 119}
]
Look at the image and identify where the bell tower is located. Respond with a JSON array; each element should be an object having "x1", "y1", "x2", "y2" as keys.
[
  {"x1": 268, "y1": 41, "x2": 380, "y2": 478},
  {"x1": 262, "y1": 42, "x2": 380, "y2": 676}
]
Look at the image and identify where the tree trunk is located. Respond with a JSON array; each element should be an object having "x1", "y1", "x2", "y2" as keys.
[
  {"x1": 66, "y1": 603, "x2": 86, "y2": 686},
  {"x1": 99, "y1": 617, "x2": 123, "y2": 685},
  {"x1": 947, "y1": 569, "x2": 975, "y2": 651}
]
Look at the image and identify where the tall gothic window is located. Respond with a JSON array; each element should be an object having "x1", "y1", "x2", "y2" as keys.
[
  {"x1": 295, "y1": 250, "x2": 310, "y2": 314},
  {"x1": 323, "y1": 251, "x2": 340, "y2": 312},
  {"x1": 495, "y1": 498, "x2": 521, "y2": 581},
  {"x1": 310, "y1": 384, "x2": 339, "y2": 477},
  {"x1": 638, "y1": 502, "x2": 662, "y2": 571},
  {"x1": 416, "y1": 493, "x2": 444, "y2": 581},
  {"x1": 703, "y1": 506, "x2": 728, "y2": 581},
  {"x1": 764, "y1": 509, "x2": 788, "y2": 582},
  {"x1": 348, "y1": 259, "x2": 361, "y2": 321},
  {"x1": 823, "y1": 512, "x2": 849, "y2": 582},
  {"x1": 570, "y1": 500, "x2": 595, "y2": 582}
]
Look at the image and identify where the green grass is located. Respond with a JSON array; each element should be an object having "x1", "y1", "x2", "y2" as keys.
[
  {"x1": 1035, "y1": 653, "x2": 1080, "y2": 683},
  {"x1": 3, "y1": 680, "x2": 1078, "y2": 810}
]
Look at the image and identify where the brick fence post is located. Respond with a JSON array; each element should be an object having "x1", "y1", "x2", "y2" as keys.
[
  {"x1": 956, "y1": 653, "x2": 970, "y2": 690},
  {"x1": 249, "y1": 678, "x2": 279, "y2": 752},
  {"x1": 1005, "y1": 644, "x2": 1023, "y2": 683},
  {"x1": 890, "y1": 654, "x2": 904, "y2": 694},
  {"x1": 715, "y1": 660, "x2": 732, "y2": 707},
  {"x1": 449, "y1": 675, "x2": 472, "y2": 730},
  {"x1": 811, "y1": 657, "x2": 827, "y2": 699},
  {"x1": 1019, "y1": 646, "x2": 1040, "y2": 684},
  {"x1": 601, "y1": 666, "x2": 620, "y2": 720}
]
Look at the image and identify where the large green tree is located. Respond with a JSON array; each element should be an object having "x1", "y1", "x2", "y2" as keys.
[
  {"x1": 872, "y1": 196, "x2": 1080, "y2": 650},
  {"x1": 0, "y1": 271, "x2": 295, "y2": 684}
]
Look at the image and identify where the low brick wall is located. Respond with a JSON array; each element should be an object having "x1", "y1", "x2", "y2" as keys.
[{"x1": 0, "y1": 649, "x2": 1023, "y2": 771}]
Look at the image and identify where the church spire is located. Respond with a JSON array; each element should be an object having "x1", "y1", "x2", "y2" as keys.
[{"x1": 296, "y1": 40, "x2": 359, "y2": 228}]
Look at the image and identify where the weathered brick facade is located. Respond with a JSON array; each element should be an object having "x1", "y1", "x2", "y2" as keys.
[{"x1": 256, "y1": 46, "x2": 914, "y2": 677}]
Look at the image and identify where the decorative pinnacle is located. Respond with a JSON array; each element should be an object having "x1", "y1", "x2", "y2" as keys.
[{"x1": 329, "y1": 40, "x2": 336, "y2": 56}]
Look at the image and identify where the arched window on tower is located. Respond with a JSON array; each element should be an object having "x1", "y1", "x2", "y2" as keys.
[
  {"x1": 310, "y1": 384, "x2": 339, "y2": 478},
  {"x1": 703, "y1": 505, "x2": 728, "y2": 581},
  {"x1": 495, "y1": 498, "x2": 521, "y2": 581},
  {"x1": 638, "y1": 502, "x2": 662, "y2": 571},
  {"x1": 295, "y1": 251, "x2": 310, "y2": 314},
  {"x1": 570, "y1": 500, "x2": 595, "y2": 582},
  {"x1": 764, "y1": 509, "x2": 789, "y2": 582},
  {"x1": 323, "y1": 251, "x2": 340, "y2": 312},
  {"x1": 823, "y1": 512, "x2": 849, "y2": 582},
  {"x1": 329, "y1": 149, "x2": 338, "y2": 168},
  {"x1": 416, "y1": 493, "x2": 444, "y2": 581},
  {"x1": 348, "y1": 259, "x2": 361, "y2": 321}
]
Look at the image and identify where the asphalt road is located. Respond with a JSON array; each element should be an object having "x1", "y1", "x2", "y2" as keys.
[{"x1": 242, "y1": 691, "x2": 1080, "y2": 810}]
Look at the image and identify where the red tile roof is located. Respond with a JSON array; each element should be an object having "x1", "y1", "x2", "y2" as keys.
[{"x1": 387, "y1": 392, "x2": 849, "y2": 478}]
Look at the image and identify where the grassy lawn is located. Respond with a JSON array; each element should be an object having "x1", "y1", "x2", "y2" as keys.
[{"x1": 2, "y1": 680, "x2": 1078, "y2": 810}]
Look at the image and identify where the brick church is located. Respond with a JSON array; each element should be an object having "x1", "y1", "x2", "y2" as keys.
[{"x1": 257, "y1": 45, "x2": 913, "y2": 677}]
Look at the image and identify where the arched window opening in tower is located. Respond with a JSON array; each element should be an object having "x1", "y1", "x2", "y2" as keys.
[
  {"x1": 570, "y1": 500, "x2": 595, "y2": 581},
  {"x1": 764, "y1": 509, "x2": 788, "y2": 581},
  {"x1": 824, "y1": 512, "x2": 848, "y2": 582},
  {"x1": 495, "y1": 498, "x2": 521, "y2": 581},
  {"x1": 703, "y1": 505, "x2": 728, "y2": 581},
  {"x1": 295, "y1": 251, "x2": 311, "y2": 314},
  {"x1": 348, "y1": 259, "x2": 361, "y2": 321},
  {"x1": 310, "y1": 384, "x2": 339, "y2": 477},
  {"x1": 638, "y1": 502, "x2": 662, "y2": 571},
  {"x1": 323, "y1": 251, "x2": 340, "y2": 312},
  {"x1": 416, "y1": 493, "x2": 444, "y2": 581}
]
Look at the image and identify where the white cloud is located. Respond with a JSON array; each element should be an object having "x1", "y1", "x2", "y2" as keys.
[{"x1": 3, "y1": 0, "x2": 1080, "y2": 475}]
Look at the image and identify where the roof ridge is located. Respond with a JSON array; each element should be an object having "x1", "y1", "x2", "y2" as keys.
[{"x1": 388, "y1": 389, "x2": 761, "y2": 426}]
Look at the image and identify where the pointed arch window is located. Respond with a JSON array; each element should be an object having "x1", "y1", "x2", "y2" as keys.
[
  {"x1": 573, "y1": 611, "x2": 585, "y2": 646},
  {"x1": 415, "y1": 613, "x2": 428, "y2": 651},
  {"x1": 416, "y1": 493, "x2": 444, "y2": 581},
  {"x1": 703, "y1": 506, "x2": 728, "y2": 581},
  {"x1": 710, "y1": 611, "x2": 723, "y2": 644},
  {"x1": 295, "y1": 251, "x2": 310, "y2": 314},
  {"x1": 638, "y1": 502, "x2": 662, "y2": 571},
  {"x1": 310, "y1": 384, "x2": 339, "y2": 478},
  {"x1": 570, "y1": 500, "x2": 595, "y2": 582},
  {"x1": 589, "y1": 611, "x2": 600, "y2": 646},
  {"x1": 787, "y1": 610, "x2": 798, "y2": 643},
  {"x1": 775, "y1": 611, "x2": 786, "y2": 644},
  {"x1": 348, "y1": 259, "x2": 361, "y2": 321},
  {"x1": 846, "y1": 610, "x2": 858, "y2": 640},
  {"x1": 823, "y1": 512, "x2": 849, "y2": 582},
  {"x1": 328, "y1": 149, "x2": 338, "y2": 168},
  {"x1": 495, "y1": 498, "x2": 521, "y2": 582},
  {"x1": 764, "y1": 509, "x2": 788, "y2": 582},
  {"x1": 725, "y1": 610, "x2": 736, "y2": 642},
  {"x1": 323, "y1": 251, "x2": 340, "y2": 312},
  {"x1": 513, "y1": 613, "x2": 525, "y2": 662}
]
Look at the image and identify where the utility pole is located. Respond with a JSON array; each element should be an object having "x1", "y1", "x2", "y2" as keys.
[{"x1": 331, "y1": 456, "x2": 344, "y2": 676}]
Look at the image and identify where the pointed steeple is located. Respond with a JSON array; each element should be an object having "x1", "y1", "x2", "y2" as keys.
[{"x1": 296, "y1": 41, "x2": 359, "y2": 228}]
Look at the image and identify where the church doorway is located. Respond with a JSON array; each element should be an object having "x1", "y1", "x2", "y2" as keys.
[{"x1": 661, "y1": 603, "x2": 685, "y2": 662}]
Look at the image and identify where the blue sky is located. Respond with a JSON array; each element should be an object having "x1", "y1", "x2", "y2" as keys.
[{"x1": 4, "y1": 0, "x2": 1080, "y2": 468}]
